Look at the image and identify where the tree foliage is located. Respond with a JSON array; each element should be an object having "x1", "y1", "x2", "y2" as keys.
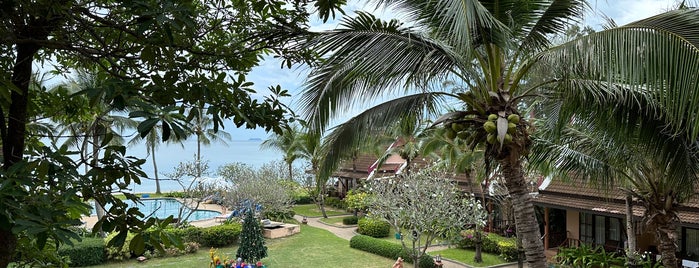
[
  {"x1": 0, "y1": 0, "x2": 345, "y2": 266},
  {"x1": 236, "y1": 210, "x2": 267, "y2": 263},
  {"x1": 365, "y1": 167, "x2": 487, "y2": 268},
  {"x1": 217, "y1": 161, "x2": 296, "y2": 219}
]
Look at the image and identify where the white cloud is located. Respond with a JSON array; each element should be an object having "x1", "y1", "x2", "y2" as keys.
[{"x1": 584, "y1": 0, "x2": 677, "y2": 28}]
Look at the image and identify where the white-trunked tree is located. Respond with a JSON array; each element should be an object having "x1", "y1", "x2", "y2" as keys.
[{"x1": 366, "y1": 167, "x2": 488, "y2": 268}]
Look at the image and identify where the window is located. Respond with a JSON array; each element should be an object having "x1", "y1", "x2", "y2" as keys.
[
  {"x1": 579, "y1": 213, "x2": 624, "y2": 246},
  {"x1": 580, "y1": 212, "x2": 594, "y2": 243},
  {"x1": 686, "y1": 228, "x2": 699, "y2": 260},
  {"x1": 609, "y1": 218, "x2": 621, "y2": 241},
  {"x1": 595, "y1": 215, "x2": 606, "y2": 244}
]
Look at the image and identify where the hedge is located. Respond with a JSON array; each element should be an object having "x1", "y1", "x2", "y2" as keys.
[
  {"x1": 458, "y1": 229, "x2": 518, "y2": 261},
  {"x1": 325, "y1": 197, "x2": 346, "y2": 209},
  {"x1": 342, "y1": 216, "x2": 359, "y2": 225},
  {"x1": 357, "y1": 217, "x2": 390, "y2": 238},
  {"x1": 349, "y1": 235, "x2": 434, "y2": 268},
  {"x1": 294, "y1": 195, "x2": 313, "y2": 204},
  {"x1": 57, "y1": 237, "x2": 105, "y2": 267},
  {"x1": 200, "y1": 222, "x2": 243, "y2": 247}
]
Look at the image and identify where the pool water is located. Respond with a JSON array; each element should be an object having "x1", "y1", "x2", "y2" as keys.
[{"x1": 95, "y1": 198, "x2": 221, "y2": 221}]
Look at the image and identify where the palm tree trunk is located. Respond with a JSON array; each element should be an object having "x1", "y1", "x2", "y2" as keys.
[
  {"x1": 655, "y1": 214, "x2": 679, "y2": 268},
  {"x1": 197, "y1": 133, "x2": 202, "y2": 179},
  {"x1": 288, "y1": 161, "x2": 293, "y2": 181},
  {"x1": 500, "y1": 156, "x2": 546, "y2": 268},
  {"x1": 319, "y1": 184, "x2": 328, "y2": 218},
  {"x1": 152, "y1": 144, "x2": 161, "y2": 194},
  {"x1": 625, "y1": 194, "x2": 637, "y2": 262}
]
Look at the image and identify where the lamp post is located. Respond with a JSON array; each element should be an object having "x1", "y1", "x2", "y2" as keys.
[{"x1": 434, "y1": 254, "x2": 443, "y2": 267}]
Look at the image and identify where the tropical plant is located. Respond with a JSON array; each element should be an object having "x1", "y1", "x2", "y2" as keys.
[
  {"x1": 300, "y1": 2, "x2": 699, "y2": 267},
  {"x1": 529, "y1": 115, "x2": 699, "y2": 267},
  {"x1": 187, "y1": 105, "x2": 232, "y2": 179},
  {"x1": 128, "y1": 106, "x2": 187, "y2": 194},
  {"x1": 261, "y1": 124, "x2": 302, "y2": 181},
  {"x1": 0, "y1": 0, "x2": 345, "y2": 266}
]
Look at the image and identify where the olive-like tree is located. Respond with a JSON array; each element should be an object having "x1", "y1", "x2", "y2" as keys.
[
  {"x1": 366, "y1": 167, "x2": 488, "y2": 268},
  {"x1": 300, "y1": 2, "x2": 699, "y2": 267}
]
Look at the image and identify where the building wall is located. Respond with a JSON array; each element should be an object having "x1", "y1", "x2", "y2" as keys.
[{"x1": 566, "y1": 209, "x2": 580, "y2": 239}]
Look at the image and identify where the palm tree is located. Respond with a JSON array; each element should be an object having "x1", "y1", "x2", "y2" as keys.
[
  {"x1": 529, "y1": 115, "x2": 699, "y2": 267},
  {"x1": 53, "y1": 70, "x2": 137, "y2": 234},
  {"x1": 188, "y1": 105, "x2": 231, "y2": 179},
  {"x1": 296, "y1": 128, "x2": 329, "y2": 217},
  {"x1": 129, "y1": 106, "x2": 187, "y2": 194},
  {"x1": 300, "y1": 2, "x2": 699, "y2": 267},
  {"x1": 261, "y1": 124, "x2": 302, "y2": 181}
]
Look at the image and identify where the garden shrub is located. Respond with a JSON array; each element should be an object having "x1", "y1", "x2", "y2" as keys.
[
  {"x1": 342, "y1": 216, "x2": 359, "y2": 225},
  {"x1": 57, "y1": 237, "x2": 105, "y2": 267},
  {"x1": 264, "y1": 209, "x2": 295, "y2": 222},
  {"x1": 164, "y1": 191, "x2": 187, "y2": 198},
  {"x1": 325, "y1": 197, "x2": 346, "y2": 209},
  {"x1": 105, "y1": 231, "x2": 136, "y2": 261},
  {"x1": 294, "y1": 194, "x2": 313, "y2": 204},
  {"x1": 200, "y1": 222, "x2": 243, "y2": 247},
  {"x1": 497, "y1": 240, "x2": 518, "y2": 261},
  {"x1": 554, "y1": 244, "x2": 623, "y2": 268},
  {"x1": 349, "y1": 235, "x2": 433, "y2": 268},
  {"x1": 357, "y1": 217, "x2": 390, "y2": 238},
  {"x1": 458, "y1": 229, "x2": 518, "y2": 261}
]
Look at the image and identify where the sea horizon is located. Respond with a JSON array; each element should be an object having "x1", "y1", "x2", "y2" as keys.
[{"x1": 127, "y1": 139, "x2": 286, "y2": 193}]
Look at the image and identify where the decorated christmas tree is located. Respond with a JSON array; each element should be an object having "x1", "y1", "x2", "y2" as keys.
[{"x1": 236, "y1": 209, "x2": 267, "y2": 263}]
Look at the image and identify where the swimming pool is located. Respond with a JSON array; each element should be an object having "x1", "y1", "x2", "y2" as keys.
[{"x1": 95, "y1": 198, "x2": 221, "y2": 221}]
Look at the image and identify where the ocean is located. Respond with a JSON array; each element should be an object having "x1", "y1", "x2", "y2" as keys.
[{"x1": 128, "y1": 140, "x2": 283, "y2": 193}]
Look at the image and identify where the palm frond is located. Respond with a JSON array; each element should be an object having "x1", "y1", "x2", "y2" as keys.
[
  {"x1": 317, "y1": 93, "x2": 445, "y2": 179},
  {"x1": 516, "y1": 0, "x2": 588, "y2": 53},
  {"x1": 541, "y1": 8, "x2": 699, "y2": 138},
  {"x1": 301, "y1": 12, "x2": 460, "y2": 131},
  {"x1": 374, "y1": 0, "x2": 508, "y2": 53}
]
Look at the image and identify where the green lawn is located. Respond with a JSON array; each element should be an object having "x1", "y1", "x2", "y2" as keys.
[
  {"x1": 318, "y1": 216, "x2": 354, "y2": 226},
  {"x1": 429, "y1": 248, "x2": 507, "y2": 267},
  {"x1": 293, "y1": 204, "x2": 350, "y2": 217},
  {"x1": 89, "y1": 224, "x2": 395, "y2": 268}
]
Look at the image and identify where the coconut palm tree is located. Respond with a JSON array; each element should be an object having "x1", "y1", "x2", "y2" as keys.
[
  {"x1": 188, "y1": 105, "x2": 232, "y2": 179},
  {"x1": 261, "y1": 124, "x2": 303, "y2": 181},
  {"x1": 529, "y1": 113, "x2": 699, "y2": 268},
  {"x1": 296, "y1": 128, "x2": 329, "y2": 217},
  {"x1": 300, "y1": 2, "x2": 699, "y2": 266},
  {"x1": 128, "y1": 106, "x2": 187, "y2": 194}
]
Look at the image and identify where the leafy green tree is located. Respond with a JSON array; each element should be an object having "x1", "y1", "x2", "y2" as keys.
[
  {"x1": 366, "y1": 167, "x2": 487, "y2": 268},
  {"x1": 0, "y1": 0, "x2": 346, "y2": 266},
  {"x1": 237, "y1": 209, "x2": 267, "y2": 264},
  {"x1": 300, "y1": 2, "x2": 699, "y2": 267}
]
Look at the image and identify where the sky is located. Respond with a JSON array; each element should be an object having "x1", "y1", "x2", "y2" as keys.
[
  {"x1": 227, "y1": 0, "x2": 679, "y2": 139},
  {"x1": 47, "y1": 0, "x2": 683, "y2": 181}
]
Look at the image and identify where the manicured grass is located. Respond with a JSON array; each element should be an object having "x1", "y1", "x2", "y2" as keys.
[
  {"x1": 293, "y1": 204, "x2": 350, "y2": 217},
  {"x1": 429, "y1": 248, "x2": 507, "y2": 267},
  {"x1": 318, "y1": 216, "x2": 353, "y2": 226},
  {"x1": 88, "y1": 225, "x2": 395, "y2": 268}
]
